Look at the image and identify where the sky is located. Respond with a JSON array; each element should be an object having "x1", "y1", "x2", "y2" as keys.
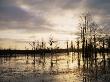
[{"x1": 0, "y1": 0, "x2": 110, "y2": 49}]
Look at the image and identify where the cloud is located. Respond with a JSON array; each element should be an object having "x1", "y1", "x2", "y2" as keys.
[
  {"x1": 0, "y1": 0, "x2": 110, "y2": 41},
  {"x1": 0, "y1": 0, "x2": 53, "y2": 32},
  {"x1": 20, "y1": 0, "x2": 82, "y2": 10},
  {"x1": 84, "y1": 0, "x2": 110, "y2": 14},
  {"x1": 0, "y1": 0, "x2": 31, "y2": 21}
]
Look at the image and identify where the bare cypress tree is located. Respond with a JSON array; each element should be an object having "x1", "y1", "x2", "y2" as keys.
[
  {"x1": 79, "y1": 12, "x2": 99, "y2": 56},
  {"x1": 29, "y1": 41, "x2": 36, "y2": 50}
]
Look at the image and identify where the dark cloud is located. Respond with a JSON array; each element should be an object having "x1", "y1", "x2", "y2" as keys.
[
  {"x1": 0, "y1": 0, "x2": 110, "y2": 37},
  {"x1": 0, "y1": 20, "x2": 53, "y2": 33},
  {"x1": 85, "y1": 0, "x2": 110, "y2": 14},
  {"x1": 87, "y1": 0, "x2": 110, "y2": 6},
  {"x1": 0, "y1": 0, "x2": 53, "y2": 32},
  {"x1": 22, "y1": 0, "x2": 82, "y2": 10},
  {"x1": 0, "y1": 0, "x2": 83, "y2": 33},
  {"x1": 0, "y1": 0, "x2": 31, "y2": 21}
]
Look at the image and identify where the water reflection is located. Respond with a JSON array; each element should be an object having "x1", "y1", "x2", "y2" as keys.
[{"x1": 0, "y1": 52, "x2": 110, "y2": 82}]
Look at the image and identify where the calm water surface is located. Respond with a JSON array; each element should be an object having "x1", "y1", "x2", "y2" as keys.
[{"x1": 0, "y1": 52, "x2": 110, "y2": 82}]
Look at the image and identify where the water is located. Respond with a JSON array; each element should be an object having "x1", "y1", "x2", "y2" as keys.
[{"x1": 0, "y1": 52, "x2": 110, "y2": 82}]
